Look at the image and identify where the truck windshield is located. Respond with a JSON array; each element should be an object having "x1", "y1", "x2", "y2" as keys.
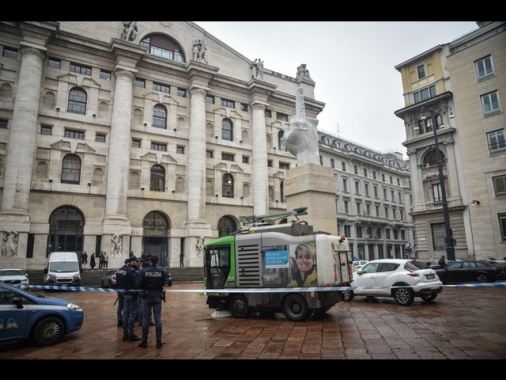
[
  {"x1": 49, "y1": 262, "x2": 79, "y2": 273},
  {"x1": 205, "y1": 246, "x2": 230, "y2": 289}
]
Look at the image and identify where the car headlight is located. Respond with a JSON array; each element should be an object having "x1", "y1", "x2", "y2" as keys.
[{"x1": 67, "y1": 303, "x2": 83, "y2": 311}]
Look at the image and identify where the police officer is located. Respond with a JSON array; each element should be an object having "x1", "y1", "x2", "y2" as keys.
[
  {"x1": 135, "y1": 255, "x2": 166, "y2": 348},
  {"x1": 136, "y1": 257, "x2": 154, "y2": 326},
  {"x1": 116, "y1": 258, "x2": 130, "y2": 327},
  {"x1": 115, "y1": 256, "x2": 142, "y2": 342}
]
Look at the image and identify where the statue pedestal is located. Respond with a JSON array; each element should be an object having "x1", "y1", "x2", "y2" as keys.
[{"x1": 285, "y1": 163, "x2": 337, "y2": 236}]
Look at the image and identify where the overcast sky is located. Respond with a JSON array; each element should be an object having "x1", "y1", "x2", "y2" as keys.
[{"x1": 195, "y1": 21, "x2": 478, "y2": 158}]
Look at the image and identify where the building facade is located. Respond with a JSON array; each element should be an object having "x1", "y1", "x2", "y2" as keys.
[
  {"x1": 0, "y1": 21, "x2": 413, "y2": 271},
  {"x1": 395, "y1": 21, "x2": 506, "y2": 262}
]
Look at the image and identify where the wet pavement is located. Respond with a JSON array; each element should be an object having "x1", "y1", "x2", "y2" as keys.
[{"x1": 1, "y1": 282, "x2": 505, "y2": 361}]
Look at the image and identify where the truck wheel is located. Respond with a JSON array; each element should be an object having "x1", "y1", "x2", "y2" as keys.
[
  {"x1": 283, "y1": 294, "x2": 309, "y2": 321},
  {"x1": 343, "y1": 290, "x2": 354, "y2": 302},
  {"x1": 32, "y1": 317, "x2": 64, "y2": 346},
  {"x1": 230, "y1": 294, "x2": 251, "y2": 318}
]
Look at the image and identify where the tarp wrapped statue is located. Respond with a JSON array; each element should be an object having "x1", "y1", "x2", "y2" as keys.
[{"x1": 282, "y1": 87, "x2": 319, "y2": 166}]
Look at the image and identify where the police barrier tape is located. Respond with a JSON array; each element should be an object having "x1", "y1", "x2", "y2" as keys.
[{"x1": 22, "y1": 282, "x2": 506, "y2": 293}]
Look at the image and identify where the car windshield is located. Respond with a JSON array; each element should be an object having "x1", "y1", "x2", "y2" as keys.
[
  {"x1": 0, "y1": 269, "x2": 24, "y2": 276},
  {"x1": 49, "y1": 262, "x2": 79, "y2": 272}
]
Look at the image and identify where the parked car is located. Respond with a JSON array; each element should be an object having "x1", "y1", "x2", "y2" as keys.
[
  {"x1": 432, "y1": 260, "x2": 506, "y2": 284},
  {"x1": 0, "y1": 268, "x2": 29, "y2": 287},
  {"x1": 101, "y1": 270, "x2": 117, "y2": 288},
  {"x1": 352, "y1": 260, "x2": 368, "y2": 272},
  {"x1": 161, "y1": 267, "x2": 172, "y2": 286},
  {"x1": 343, "y1": 259, "x2": 443, "y2": 306},
  {"x1": 0, "y1": 281, "x2": 84, "y2": 346}
]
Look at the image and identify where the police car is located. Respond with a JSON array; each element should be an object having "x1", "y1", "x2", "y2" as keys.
[{"x1": 0, "y1": 282, "x2": 84, "y2": 346}]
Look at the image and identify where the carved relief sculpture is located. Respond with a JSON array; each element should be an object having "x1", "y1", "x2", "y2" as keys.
[
  {"x1": 251, "y1": 58, "x2": 264, "y2": 80},
  {"x1": 192, "y1": 39, "x2": 208, "y2": 64},
  {"x1": 111, "y1": 234, "x2": 123, "y2": 257},
  {"x1": 2, "y1": 231, "x2": 19, "y2": 257}
]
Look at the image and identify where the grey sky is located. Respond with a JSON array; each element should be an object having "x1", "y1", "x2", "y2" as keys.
[{"x1": 195, "y1": 21, "x2": 478, "y2": 158}]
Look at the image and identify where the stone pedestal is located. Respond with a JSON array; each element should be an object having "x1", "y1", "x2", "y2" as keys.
[{"x1": 285, "y1": 163, "x2": 337, "y2": 236}]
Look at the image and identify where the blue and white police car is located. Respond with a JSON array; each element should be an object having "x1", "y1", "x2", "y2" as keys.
[{"x1": 0, "y1": 282, "x2": 84, "y2": 346}]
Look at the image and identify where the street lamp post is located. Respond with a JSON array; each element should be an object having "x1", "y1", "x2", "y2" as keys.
[{"x1": 430, "y1": 107, "x2": 455, "y2": 261}]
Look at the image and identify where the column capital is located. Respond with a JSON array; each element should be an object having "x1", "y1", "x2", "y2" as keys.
[
  {"x1": 251, "y1": 100, "x2": 269, "y2": 110},
  {"x1": 189, "y1": 85, "x2": 209, "y2": 96},
  {"x1": 113, "y1": 69, "x2": 136, "y2": 81}
]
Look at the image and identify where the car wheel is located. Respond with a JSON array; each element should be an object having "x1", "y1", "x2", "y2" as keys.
[
  {"x1": 393, "y1": 287, "x2": 414, "y2": 306},
  {"x1": 32, "y1": 317, "x2": 65, "y2": 346},
  {"x1": 343, "y1": 290, "x2": 354, "y2": 302},
  {"x1": 476, "y1": 273, "x2": 489, "y2": 283},
  {"x1": 282, "y1": 294, "x2": 309, "y2": 321},
  {"x1": 230, "y1": 294, "x2": 251, "y2": 318},
  {"x1": 421, "y1": 293, "x2": 438, "y2": 302}
]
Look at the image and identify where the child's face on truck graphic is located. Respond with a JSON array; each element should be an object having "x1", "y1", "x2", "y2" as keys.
[{"x1": 295, "y1": 246, "x2": 314, "y2": 273}]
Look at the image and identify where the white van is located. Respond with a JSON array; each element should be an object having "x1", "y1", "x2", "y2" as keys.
[{"x1": 44, "y1": 252, "x2": 81, "y2": 286}]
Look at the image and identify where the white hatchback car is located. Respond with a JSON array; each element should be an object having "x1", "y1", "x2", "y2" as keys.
[
  {"x1": 0, "y1": 268, "x2": 29, "y2": 287},
  {"x1": 344, "y1": 259, "x2": 443, "y2": 306}
]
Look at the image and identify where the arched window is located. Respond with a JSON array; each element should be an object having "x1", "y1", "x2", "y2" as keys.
[
  {"x1": 218, "y1": 216, "x2": 237, "y2": 237},
  {"x1": 423, "y1": 150, "x2": 445, "y2": 167},
  {"x1": 152, "y1": 104, "x2": 167, "y2": 129},
  {"x1": 150, "y1": 164, "x2": 165, "y2": 192},
  {"x1": 222, "y1": 173, "x2": 234, "y2": 198},
  {"x1": 222, "y1": 118, "x2": 233, "y2": 141},
  {"x1": 280, "y1": 180, "x2": 285, "y2": 202},
  {"x1": 61, "y1": 154, "x2": 81, "y2": 184},
  {"x1": 67, "y1": 87, "x2": 87, "y2": 115},
  {"x1": 139, "y1": 34, "x2": 185, "y2": 63}
]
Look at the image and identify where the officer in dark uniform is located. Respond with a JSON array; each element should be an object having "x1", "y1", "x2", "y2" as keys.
[
  {"x1": 116, "y1": 258, "x2": 130, "y2": 327},
  {"x1": 135, "y1": 255, "x2": 166, "y2": 348},
  {"x1": 115, "y1": 256, "x2": 142, "y2": 341}
]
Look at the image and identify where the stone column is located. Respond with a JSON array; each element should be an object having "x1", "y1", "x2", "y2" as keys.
[
  {"x1": 1, "y1": 46, "x2": 45, "y2": 215},
  {"x1": 187, "y1": 86, "x2": 207, "y2": 222},
  {"x1": 407, "y1": 149, "x2": 424, "y2": 211},
  {"x1": 251, "y1": 102, "x2": 269, "y2": 215},
  {"x1": 104, "y1": 69, "x2": 134, "y2": 219},
  {"x1": 442, "y1": 139, "x2": 461, "y2": 202}
]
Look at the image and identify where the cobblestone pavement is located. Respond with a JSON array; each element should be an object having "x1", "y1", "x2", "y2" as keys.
[{"x1": 1, "y1": 283, "x2": 505, "y2": 362}]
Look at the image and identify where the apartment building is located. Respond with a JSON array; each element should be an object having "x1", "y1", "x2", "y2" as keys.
[{"x1": 395, "y1": 21, "x2": 506, "y2": 263}]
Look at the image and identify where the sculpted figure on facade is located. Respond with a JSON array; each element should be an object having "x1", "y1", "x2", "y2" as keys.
[
  {"x1": 192, "y1": 39, "x2": 208, "y2": 63},
  {"x1": 283, "y1": 87, "x2": 319, "y2": 165},
  {"x1": 251, "y1": 58, "x2": 264, "y2": 80},
  {"x1": 296, "y1": 63, "x2": 311, "y2": 81},
  {"x1": 2, "y1": 231, "x2": 19, "y2": 257},
  {"x1": 111, "y1": 234, "x2": 123, "y2": 257},
  {"x1": 121, "y1": 22, "x2": 138, "y2": 42},
  {"x1": 195, "y1": 236, "x2": 205, "y2": 257}
]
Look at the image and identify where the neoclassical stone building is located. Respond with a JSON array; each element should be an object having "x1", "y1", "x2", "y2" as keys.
[{"x1": 0, "y1": 21, "x2": 414, "y2": 271}]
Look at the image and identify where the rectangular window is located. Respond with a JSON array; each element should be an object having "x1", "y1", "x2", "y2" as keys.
[
  {"x1": 487, "y1": 129, "x2": 506, "y2": 154},
  {"x1": 344, "y1": 201, "x2": 349, "y2": 214},
  {"x1": 356, "y1": 203, "x2": 361, "y2": 215},
  {"x1": 499, "y1": 214, "x2": 506, "y2": 242},
  {"x1": 365, "y1": 183, "x2": 369, "y2": 196},
  {"x1": 342, "y1": 178, "x2": 348, "y2": 192},
  {"x1": 267, "y1": 160, "x2": 272, "y2": 167},
  {"x1": 279, "y1": 162, "x2": 290, "y2": 170},
  {"x1": 100, "y1": 69, "x2": 111, "y2": 80},
  {"x1": 393, "y1": 229, "x2": 398, "y2": 240},
  {"x1": 375, "y1": 206, "x2": 379, "y2": 217},
  {"x1": 366, "y1": 204, "x2": 371, "y2": 216},
  {"x1": 64, "y1": 129, "x2": 84, "y2": 140},
  {"x1": 400, "y1": 209, "x2": 404, "y2": 220},
  {"x1": 390, "y1": 176, "x2": 393, "y2": 184},
  {"x1": 221, "y1": 98, "x2": 234, "y2": 108},
  {"x1": 95, "y1": 133, "x2": 106, "y2": 142},
  {"x1": 69, "y1": 62, "x2": 92, "y2": 76},
  {"x1": 383, "y1": 188, "x2": 387, "y2": 200},
  {"x1": 363, "y1": 168, "x2": 367, "y2": 177},
  {"x1": 431, "y1": 223, "x2": 446, "y2": 250},
  {"x1": 320, "y1": 155, "x2": 323, "y2": 165},
  {"x1": 240, "y1": 103, "x2": 248, "y2": 112},
  {"x1": 134, "y1": 78, "x2": 145, "y2": 88},
  {"x1": 374, "y1": 186, "x2": 378, "y2": 198},
  {"x1": 242, "y1": 156, "x2": 249, "y2": 164},
  {"x1": 0, "y1": 119, "x2": 7, "y2": 129},
  {"x1": 342, "y1": 162, "x2": 346, "y2": 171},
  {"x1": 40, "y1": 125, "x2": 52, "y2": 135},
  {"x1": 276, "y1": 112, "x2": 288, "y2": 122},
  {"x1": 344, "y1": 225, "x2": 351, "y2": 237},
  {"x1": 391, "y1": 190, "x2": 395, "y2": 201},
  {"x1": 493, "y1": 175, "x2": 506, "y2": 196},
  {"x1": 397, "y1": 178, "x2": 400, "y2": 186},
  {"x1": 2, "y1": 47, "x2": 18, "y2": 59},
  {"x1": 153, "y1": 82, "x2": 170, "y2": 93},
  {"x1": 48, "y1": 57, "x2": 61, "y2": 69},
  {"x1": 414, "y1": 85, "x2": 436, "y2": 103},
  {"x1": 206, "y1": 95, "x2": 215, "y2": 104},
  {"x1": 356, "y1": 226, "x2": 362, "y2": 238},
  {"x1": 417, "y1": 64, "x2": 425, "y2": 79},
  {"x1": 386, "y1": 229, "x2": 391, "y2": 239},
  {"x1": 177, "y1": 88, "x2": 186, "y2": 97},
  {"x1": 206, "y1": 150, "x2": 213, "y2": 158},
  {"x1": 401, "y1": 230, "x2": 405, "y2": 240},
  {"x1": 384, "y1": 207, "x2": 389, "y2": 218},
  {"x1": 354, "y1": 165, "x2": 358, "y2": 174},
  {"x1": 476, "y1": 56, "x2": 494, "y2": 81},
  {"x1": 373, "y1": 171, "x2": 377, "y2": 179},
  {"x1": 481, "y1": 91, "x2": 500, "y2": 116},
  {"x1": 382, "y1": 174, "x2": 385, "y2": 182},
  {"x1": 398, "y1": 191, "x2": 402, "y2": 202},
  {"x1": 393, "y1": 209, "x2": 397, "y2": 220},
  {"x1": 330, "y1": 158, "x2": 335, "y2": 168},
  {"x1": 265, "y1": 109, "x2": 272, "y2": 118},
  {"x1": 355, "y1": 181, "x2": 360, "y2": 194},
  {"x1": 132, "y1": 139, "x2": 141, "y2": 148},
  {"x1": 222, "y1": 153, "x2": 234, "y2": 161},
  {"x1": 432, "y1": 183, "x2": 442, "y2": 202},
  {"x1": 176, "y1": 146, "x2": 185, "y2": 154},
  {"x1": 151, "y1": 142, "x2": 167, "y2": 151}
]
